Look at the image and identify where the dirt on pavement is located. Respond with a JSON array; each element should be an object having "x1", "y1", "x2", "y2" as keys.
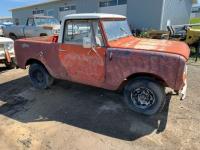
[{"x1": 0, "y1": 63, "x2": 199, "y2": 150}]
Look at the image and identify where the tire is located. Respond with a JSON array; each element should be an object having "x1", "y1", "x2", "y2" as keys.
[
  {"x1": 9, "y1": 34, "x2": 17, "y2": 40},
  {"x1": 124, "y1": 78, "x2": 166, "y2": 116},
  {"x1": 5, "y1": 62, "x2": 16, "y2": 69},
  {"x1": 195, "y1": 42, "x2": 200, "y2": 62},
  {"x1": 5, "y1": 58, "x2": 16, "y2": 69},
  {"x1": 29, "y1": 63, "x2": 54, "y2": 89}
]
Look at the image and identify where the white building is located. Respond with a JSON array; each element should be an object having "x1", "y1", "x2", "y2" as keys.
[{"x1": 11, "y1": 0, "x2": 194, "y2": 30}]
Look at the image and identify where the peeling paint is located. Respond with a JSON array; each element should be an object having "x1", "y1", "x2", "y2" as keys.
[{"x1": 14, "y1": 34, "x2": 188, "y2": 92}]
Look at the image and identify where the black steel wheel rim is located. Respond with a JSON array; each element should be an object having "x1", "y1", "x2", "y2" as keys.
[{"x1": 130, "y1": 87, "x2": 156, "y2": 110}]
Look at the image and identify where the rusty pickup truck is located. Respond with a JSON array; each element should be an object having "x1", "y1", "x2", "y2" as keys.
[{"x1": 14, "y1": 13, "x2": 190, "y2": 115}]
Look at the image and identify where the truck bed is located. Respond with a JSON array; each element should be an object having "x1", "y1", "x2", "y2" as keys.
[
  {"x1": 14, "y1": 35, "x2": 61, "y2": 78},
  {"x1": 17, "y1": 35, "x2": 59, "y2": 44}
]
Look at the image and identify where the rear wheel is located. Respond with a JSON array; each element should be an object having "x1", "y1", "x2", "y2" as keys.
[
  {"x1": 124, "y1": 78, "x2": 166, "y2": 115},
  {"x1": 29, "y1": 63, "x2": 54, "y2": 89}
]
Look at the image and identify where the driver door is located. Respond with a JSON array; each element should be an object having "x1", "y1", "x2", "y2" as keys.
[{"x1": 59, "y1": 20, "x2": 106, "y2": 86}]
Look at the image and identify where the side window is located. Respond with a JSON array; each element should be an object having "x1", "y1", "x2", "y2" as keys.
[
  {"x1": 93, "y1": 22, "x2": 104, "y2": 47},
  {"x1": 27, "y1": 18, "x2": 35, "y2": 26},
  {"x1": 64, "y1": 21, "x2": 92, "y2": 44}
]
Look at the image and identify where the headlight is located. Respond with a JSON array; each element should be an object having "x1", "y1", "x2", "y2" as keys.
[{"x1": 4, "y1": 42, "x2": 14, "y2": 51}]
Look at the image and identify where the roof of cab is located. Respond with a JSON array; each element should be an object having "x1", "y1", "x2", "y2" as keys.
[{"x1": 64, "y1": 13, "x2": 126, "y2": 20}]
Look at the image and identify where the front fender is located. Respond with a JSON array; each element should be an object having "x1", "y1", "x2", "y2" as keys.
[{"x1": 105, "y1": 48, "x2": 181, "y2": 90}]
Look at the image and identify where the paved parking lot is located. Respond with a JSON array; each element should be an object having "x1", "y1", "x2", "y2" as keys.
[{"x1": 0, "y1": 63, "x2": 199, "y2": 150}]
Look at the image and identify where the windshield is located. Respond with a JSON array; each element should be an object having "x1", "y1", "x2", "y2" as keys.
[
  {"x1": 102, "y1": 20, "x2": 132, "y2": 41},
  {"x1": 34, "y1": 18, "x2": 59, "y2": 25}
]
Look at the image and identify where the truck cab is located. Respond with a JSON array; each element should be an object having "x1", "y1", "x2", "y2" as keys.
[{"x1": 14, "y1": 13, "x2": 190, "y2": 115}]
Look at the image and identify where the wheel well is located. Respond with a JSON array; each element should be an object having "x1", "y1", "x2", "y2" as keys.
[
  {"x1": 118, "y1": 73, "x2": 168, "y2": 91},
  {"x1": 9, "y1": 33, "x2": 16, "y2": 37},
  {"x1": 40, "y1": 33, "x2": 47, "y2": 36},
  {"x1": 26, "y1": 59, "x2": 46, "y2": 69}
]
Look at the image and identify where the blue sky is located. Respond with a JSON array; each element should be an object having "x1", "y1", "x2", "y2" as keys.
[
  {"x1": 0, "y1": 0, "x2": 47, "y2": 16},
  {"x1": 0, "y1": 0, "x2": 200, "y2": 17}
]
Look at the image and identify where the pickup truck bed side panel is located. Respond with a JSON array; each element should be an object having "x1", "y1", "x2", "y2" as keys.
[
  {"x1": 105, "y1": 48, "x2": 183, "y2": 91},
  {"x1": 14, "y1": 40, "x2": 68, "y2": 80},
  {"x1": 15, "y1": 38, "x2": 106, "y2": 87}
]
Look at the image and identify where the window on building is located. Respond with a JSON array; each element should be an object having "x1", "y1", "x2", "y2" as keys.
[
  {"x1": 33, "y1": 9, "x2": 44, "y2": 15},
  {"x1": 108, "y1": 0, "x2": 117, "y2": 6},
  {"x1": 59, "y1": 7, "x2": 64, "y2": 11},
  {"x1": 99, "y1": 1, "x2": 107, "y2": 7},
  {"x1": 118, "y1": 0, "x2": 127, "y2": 5},
  {"x1": 99, "y1": 0, "x2": 117, "y2": 7},
  {"x1": 99, "y1": 0, "x2": 126, "y2": 7},
  {"x1": 71, "y1": 5, "x2": 76, "y2": 10},
  {"x1": 59, "y1": 5, "x2": 76, "y2": 12}
]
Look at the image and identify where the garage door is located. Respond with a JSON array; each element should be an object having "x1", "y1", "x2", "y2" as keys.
[{"x1": 98, "y1": 0, "x2": 127, "y2": 16}]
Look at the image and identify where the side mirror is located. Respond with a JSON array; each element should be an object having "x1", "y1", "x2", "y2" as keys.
[{"x1": 83, "y1": 37, "x2": 92, "y2": 48}]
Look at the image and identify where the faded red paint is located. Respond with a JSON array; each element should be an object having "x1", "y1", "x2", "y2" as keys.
[
  {"x1": 108, "y1": 36, "x2": 190, "y2": 60},
  {"x1": 14, "y1": 19, "x2": 190, "y2": 92}
]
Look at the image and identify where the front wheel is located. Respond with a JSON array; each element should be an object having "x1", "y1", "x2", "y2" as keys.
[
  {"x1": 124, "y1": 78, "x2": 166, "y2": 115},
  {"x1": 195, "y1": 42, "x2": 200, "y2": 62},
  {"x1": 29, "y1": 63, "x2": 54, "y2": 89}
]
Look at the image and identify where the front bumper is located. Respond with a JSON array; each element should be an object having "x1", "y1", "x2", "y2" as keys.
[
  {"x1": 180, "y1": 78, "x2": 187, "y2": 100},
  {"x1": 180, "y1": 65, "x2": 188, "y2": 100}
]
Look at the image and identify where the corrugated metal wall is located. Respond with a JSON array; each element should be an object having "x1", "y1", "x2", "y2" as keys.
[
  {"x1": 161, "y1": 0, "x2": 192, "y2": 30},
  {"x1": 76, "y1": 0, "x2": 98, "y2": 13},
  {"x1": 127, "y1": 0, "x2": 164, "y2": 30}
]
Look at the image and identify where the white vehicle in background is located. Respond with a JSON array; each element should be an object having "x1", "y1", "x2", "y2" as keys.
[
  {"x1": 0, "y1": 37, "x2": 15, "y2": 68},
  {"x1": 0, "y1": 25, "x2": 4, "y2": 36},
  {"x1": 0, "y1": 22, "x2": 14, "y2": 37},
  {"x1": 3, "y1": 16, "x2": 60, "y2": 40}
]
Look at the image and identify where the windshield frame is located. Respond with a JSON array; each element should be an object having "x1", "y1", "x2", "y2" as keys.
[{"x1": 101, "y1": 19, "x2": 132, "y2": 42}]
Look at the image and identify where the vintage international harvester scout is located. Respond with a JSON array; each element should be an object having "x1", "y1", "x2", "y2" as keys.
[{"x1": 14, "y1": 14, "x2": 190, "y2": 115}]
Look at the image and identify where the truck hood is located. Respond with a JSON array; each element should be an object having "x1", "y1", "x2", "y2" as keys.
[
  {"x1": 0, "y1": 37, "x2": 13, "y2": 44},
  {"x1": 108, "y1": 36, "x2": 190, "y2": 60}
]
